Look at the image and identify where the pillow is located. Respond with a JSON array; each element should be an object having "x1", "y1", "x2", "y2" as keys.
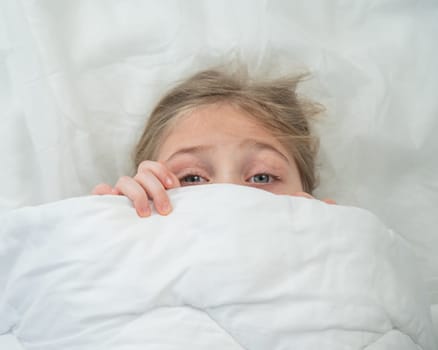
[{"x1": 0, "y1": 185, "x2": 436, "y2": 349}]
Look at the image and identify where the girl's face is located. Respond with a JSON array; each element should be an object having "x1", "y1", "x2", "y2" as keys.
[{"x1": 157, "y1": 103, "x2": 303, "y2": 195}]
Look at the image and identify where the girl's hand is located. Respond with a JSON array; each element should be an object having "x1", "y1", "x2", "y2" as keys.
[
  {"x1": 292, "y1": 191, "x2": 336, "y2": 205},
  {"x1": 92, "y1": 161, "x2": 181, "y2": 217}
]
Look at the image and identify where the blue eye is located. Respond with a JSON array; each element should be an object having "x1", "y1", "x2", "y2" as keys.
[
  {"x1": 180, "y1": 174, "x2": 206, "y2": 184},
  {"x1": 250, "y1": 174, "x2": 273, "y2": 184}
]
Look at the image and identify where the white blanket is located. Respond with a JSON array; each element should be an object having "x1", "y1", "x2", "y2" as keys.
[
  {"x1": 0, "y1": 185, "x2": 436, "y2": 349},
  {"x1": 2, "y1": 0, "x2": 438, "y2": 330}
]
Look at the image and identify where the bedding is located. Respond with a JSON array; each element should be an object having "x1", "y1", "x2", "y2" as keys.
[
  {"x1": 2, "y1": 1, "x2": 438, "y2": 313},
  {"x1": 0, "y1": 185, "x2": 436, "y2": 349}
]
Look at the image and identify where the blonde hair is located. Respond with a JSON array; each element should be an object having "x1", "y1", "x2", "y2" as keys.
[{"x1": 134, "y1": 68, "x2": 322, "y2": 193}]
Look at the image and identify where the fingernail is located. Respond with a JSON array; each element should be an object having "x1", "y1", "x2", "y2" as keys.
[
  {"x1": 140, "y1": 207, "x2": 150, "y2": 217},
  {"x1": 166, "y1": 177, "x2": 173, "y2": 186},
  {"x1": 161, "y1": 202, "x2": 172, "y2": 214}
]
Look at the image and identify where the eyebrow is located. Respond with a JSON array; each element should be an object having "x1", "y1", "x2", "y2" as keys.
[
  {"x1": 164, "y1": 145, "x2": 214, "y2": 162},
  {"x1": 165, "y1": 139, "x2": 290, "y2": 163},
  {"x1": 241, "y1": 140, "x2": 290, "y2": 163}
]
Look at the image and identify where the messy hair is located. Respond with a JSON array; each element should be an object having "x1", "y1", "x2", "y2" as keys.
[{"x1": 134, "y1": 67, "x2": 322, "y2": 193}]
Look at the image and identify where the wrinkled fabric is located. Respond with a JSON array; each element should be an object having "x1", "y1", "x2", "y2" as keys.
[
  {"x1": 0, "y1": 185, "x2": 436, "y2": 349},
  {"x1": 1, "y1": 0, "x2": 438, "y2": 342}
]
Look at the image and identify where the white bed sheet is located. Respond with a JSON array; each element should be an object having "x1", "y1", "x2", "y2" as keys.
[
  {"x1": 0, "y1": 335, "x2": 23, "y2": 350},
  {"x1": 1, "y1": 0, "x2": 437, "y2": 334},
  {"x1": 1, "y1": 185, "x2": 436, "y2": 349}
]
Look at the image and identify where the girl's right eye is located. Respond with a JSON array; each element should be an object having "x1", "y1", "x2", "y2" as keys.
[{"x1": 180, "y1": 174, "x2": 208, "y2": 185}]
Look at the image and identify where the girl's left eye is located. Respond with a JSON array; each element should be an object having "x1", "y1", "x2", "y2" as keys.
[{"x1": 248, "y1": 173, "x2": 277, "y2": 184}]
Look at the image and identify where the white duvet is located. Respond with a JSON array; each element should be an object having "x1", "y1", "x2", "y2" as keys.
[{"x1": 0, "y1": 185, "x2": 436, "y2": 349}]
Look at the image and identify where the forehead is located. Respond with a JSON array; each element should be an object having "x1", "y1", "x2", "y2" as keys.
[
  {"x1": 164, "y1": 103, "x2": 281, "y2": 143},
  {"x1": 156, "y1": 103, "x2": 290, "y2": 160}
]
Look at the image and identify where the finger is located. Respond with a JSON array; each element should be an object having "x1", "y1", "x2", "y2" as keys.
[
  {"x1": 92, "y1": 183, "x2": 115, "y2": 195},
  {"x1": 138, "y1": 160, "x2": 181, "y2": 189},
  {"x1": 323, "y1": 198, "x2": 337, "y2": 205},
  {"x1": 292, "y1": 191, "x2": 315, "y2": 199},
  {"x1": 114, "y1": 176, "x2": 151, "y2": 217},
  {"x1": 134, "y1": 171, "x2": 172, "y2": 216},
  {"x1": 111, "y1": 188, "x2": 122, "y2": 195}
]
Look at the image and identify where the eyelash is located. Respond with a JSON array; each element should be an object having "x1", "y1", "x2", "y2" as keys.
[
  {"x1": 178, "y1": 171, "x2": 281, "y2": 185},
  {"x1": 178, "y1": 170, "x2": 209, "y2": 185},
  {"x1": 247, "y1": 173, "x2": 281, "y2": 184}
]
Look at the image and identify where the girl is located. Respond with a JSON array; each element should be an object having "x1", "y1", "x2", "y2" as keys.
[{"x1": 92, "y1": 68, "x2": 335, "y2": 216}]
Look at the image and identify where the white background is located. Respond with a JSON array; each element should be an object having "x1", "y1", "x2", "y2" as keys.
[{"x1": 1, "y1": 0, "x2": 437, "y2": 343}]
